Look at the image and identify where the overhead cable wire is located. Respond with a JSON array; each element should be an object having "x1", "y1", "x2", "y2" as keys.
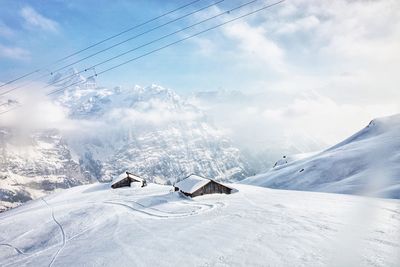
[
  {"x1": 0, "y1": 0, "x2": 222, "y2": 96},
  {"x1": 50, "y1": 0, "x2": 225, "y2": 75},
  {"x1": 48, "y1": 0, "x2": 286, "y2": 96},
  {"x1": 0, "y1": 0, "x2": 223, "y2": 96},
  {"x1": 0, "y1": 104, "x2": 21, "y2": 115},
  {"x1": 0, "y1": 0, "x2": 203, "y2": 89},
  {"x1": 0, "y1": 0, "x2": 285, "y2": 115},
  {"x1": 0, "y1": 70, "x2": 41, "y2": 89},
  {"x1": 43, "y1": 0, "x2": 261, "y2": 90}
]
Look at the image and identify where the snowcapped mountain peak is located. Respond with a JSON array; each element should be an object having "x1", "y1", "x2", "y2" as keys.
[
  {"x1": 367, "y1": 113, "x2": 400, "y2": 131},
  {"x1": 54, "y1": 82, "x2": 189, "y2": 119},
  {"x1": 48, "y1": 67, "x2": 88, "y2": 90},
  {"x1": 328, "y1": 113, "x2": 400, "y2": 151},
  {"x1": 131, "y1": 84, "x2": 181, "y2": 104}
]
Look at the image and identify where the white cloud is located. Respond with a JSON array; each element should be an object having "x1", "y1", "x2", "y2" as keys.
[
  {"x1": 276, "y1": 15, "x2": 320, "y2": 34},
  {"x1": 262, "y1": 91, "x2": 398, "y2": 144},
  {"x1": 0, "y1": 22, "x2": 14, "y2": 38},
  {"x1": 107, "y1": 108, "x2": 200, "y2": 126},
  {"x1": 190, "y1": 37, "x2": 216, "y2": 56},
  {"x1": 223, "y1": 21, "x2": 286, "y2": 73},
  {"x1": 220, "y1": 0, "x2": 400, "y2": 111},
  {"x1": 0, "y1": 44, "x2": 30, "y2": 60},
  {"x1": 0, "y1": 82, "x2": 68, "y2": 129},
  {"x1": 106, "y1": 97, "x2": 202, "y2": 127},
  {"x1": 20, "y1": 6, "x2": 59, "y2": 33},
  {"x1": 277, "y1": 2, "x2": 298, "y2": 17},
  {"x1": 192, "y1": 86, "x2": 398, "y2": 159}
]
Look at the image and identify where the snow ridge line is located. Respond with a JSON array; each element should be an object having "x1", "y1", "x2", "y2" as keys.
[{"x1": 41, "y1": 198, "x2": 66, "y2": 267}]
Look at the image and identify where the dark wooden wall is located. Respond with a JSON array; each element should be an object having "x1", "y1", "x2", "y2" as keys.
[
  {"x1": 191, "y1": 181, "x2": 231, "y2": 197},
  {"x1": 111, "y1": 177, "x2": 131, "y2": 189}
]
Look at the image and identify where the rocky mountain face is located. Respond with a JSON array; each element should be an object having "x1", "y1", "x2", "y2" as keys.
[
  {"x1": 0, "y1": 71, "x2": 252, "y2": 211},
  {"x1": 59, "y1": 83, "x2": 251, "y2": 184},
  {"x1": 0, "y1": 128, "x2": 92, "y2": 211}
]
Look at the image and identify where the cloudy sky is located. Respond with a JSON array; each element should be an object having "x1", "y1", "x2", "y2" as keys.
[{"x1": 0, "y1": 0, "x2": 399, "y2": 149}]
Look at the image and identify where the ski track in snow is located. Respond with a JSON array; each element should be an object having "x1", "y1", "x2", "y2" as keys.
[
  {"x1": 41, "y1": 198, "x2": 66, "y2": 267},
  {"x1": 104, "y1": 189, "x2": 222, "y2": 219},
  {"x1": 1, "y1": 202, "x2": 107, "y2": 267},
  {"x1": 107, "y1": 188, "x2": 172, "y2": 264},
  {"x1": 110, "y1": 201, "x2": 171, "y2": 264},
  {"x1": 121, "y1": 198, "x2": 219, "y2": 216},
  {"x1": 1, "y1": 184, "x2": 399, "y2": 266},
  {"x1": 0, "y1": 244, "x2": 26, "y2": 255},
  {"x1": 102, "y1": 199, "x2": 218, "y2": 219},
  {"x1": 19, "y1": 195, "x2": 223, "y2": 260},
  {"x1": 111, "y1": 207, "x2": 135, "y2": 263}
]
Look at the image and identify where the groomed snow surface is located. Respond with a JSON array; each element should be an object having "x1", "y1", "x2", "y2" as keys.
[{"x1": 0, "y1": 183, "x2": 399, "y2": 266}]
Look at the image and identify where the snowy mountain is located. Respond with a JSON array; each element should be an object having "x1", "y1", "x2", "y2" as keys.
[
  {"x1": 0, "y1": 129, "x2": 91, "y2": 211},
  {"x1": 0, "y1": 71, "x2": 252, "y2": 211},
  {"x1": 52, "y1": 77, "x2": 252, "y2": 183},
  {"x1": 0, "y1": 183, "x2": 398, "y2": 266},
  {"x1": 243, "y1": 114, "x2": 400, "y2": 198}
]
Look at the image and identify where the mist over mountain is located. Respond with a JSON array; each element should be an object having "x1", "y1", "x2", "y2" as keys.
[
  {"x1": 0, "y1": 70, "x2": 255, "y2": 211},
  {"x1": 189, "y1": 89, "x2": 326, "y2": 171},
  {"x1": 2, "y1": 69, "x2": 398, "y2": 212},
  {"x1": 0, "y1": 128, "x2": 92, "y2": 208}
]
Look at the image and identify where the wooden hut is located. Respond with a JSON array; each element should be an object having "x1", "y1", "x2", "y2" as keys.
[
  {"x1": 174, "y1": 174, "x2": 232, "y2": 197},
  {"x1": 111, "y1": 172, "x2": 147, "y2": 189}
]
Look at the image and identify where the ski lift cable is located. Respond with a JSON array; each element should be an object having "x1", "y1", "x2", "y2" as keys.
[
  {"x1": 0, "y1": 104, "x2": 21, "y2": 115},
  {"x1": 0, "y1": 70, "x2": 41, "y2": 90},
  {"x1": 50, "y1": 0, "x2": 225, "y2": 75},
  {"x1": 48, "y1": 0, "x2": 285, "y2": 97},
  {"x1": 0, "y1": 65, "x2": 70, "y2": 96},
  {"x1": 0, "y1": 0, "x2": 223, "y2": 96},
  {"x1": 0, "y1": 0, "x2": 204, "y2": 89},
  {"x1": 0, "y1": 73, "x2": 49, "y2": 97},
  {"x1": 0, "y1": 0, "x2": 285, "y2": 115},
  {"x1": 44, "y1": 0, "x2": 260, "y2": 90}
]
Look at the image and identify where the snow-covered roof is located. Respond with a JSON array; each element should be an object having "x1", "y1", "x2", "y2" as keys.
[
  {"x1": 175, "y1": 175, "x2": 211, "y2": 194},
  {"x1": 111, "y1": 172, "x2": 143, "y2": 185}
]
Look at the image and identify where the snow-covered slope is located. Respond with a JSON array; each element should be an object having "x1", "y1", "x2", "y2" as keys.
[
  {"x1": 0, "y1": 183, "x2": 398, "y2": 266},
  {"x1": 243, "y1": 114, "x2": 400, "y2": 198}
]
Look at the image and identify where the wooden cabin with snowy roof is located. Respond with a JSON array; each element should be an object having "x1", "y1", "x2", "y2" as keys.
[
  {"x1": 111, "y1": 172, "x2": 147, "y2": 189},
  {"x1": 174, "y1": 174, "x2": 232, "y2": 197}
]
